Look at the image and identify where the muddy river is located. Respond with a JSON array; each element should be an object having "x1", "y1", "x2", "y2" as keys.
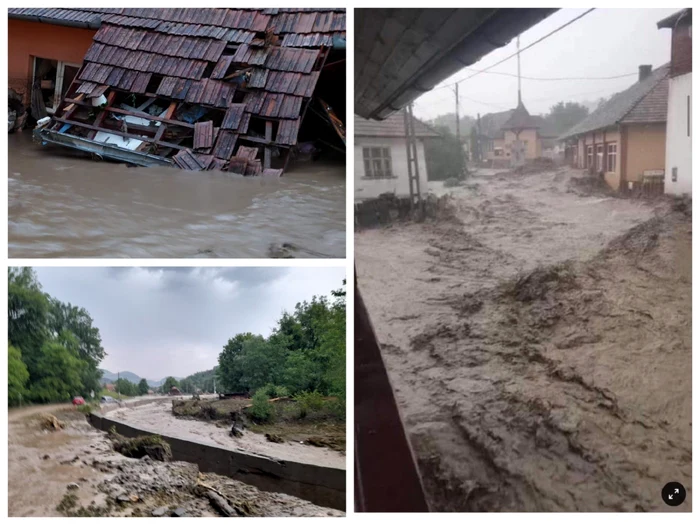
[
  {"x1": 8, "y1": 133, "x2": 345, "y2": 258},
  {"x1": 108, "y1": 400, "x2": 346, "y2": 469}
]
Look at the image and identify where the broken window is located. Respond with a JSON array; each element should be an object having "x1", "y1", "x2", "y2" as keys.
[
  {"x1": 363, "y1": 146, "x2": 392, "y2": 178},
  {"x1": 606, "y1": 143, "x2": 617, "y2": 172}
]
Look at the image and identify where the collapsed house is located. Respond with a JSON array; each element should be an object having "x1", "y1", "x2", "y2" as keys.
[{"x1": 31, "y1": 8, "x2": 346, "y2": 174}]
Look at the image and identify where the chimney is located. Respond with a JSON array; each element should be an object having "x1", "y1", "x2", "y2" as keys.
[{"x1": 639, "y1": 65, "x2": 652, "y2": 82}]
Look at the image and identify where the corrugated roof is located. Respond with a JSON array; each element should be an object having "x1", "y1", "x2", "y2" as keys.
[
  {"x1": 355, "y1": 113, "x2": 441, "y2": 138},
  {"x1": 560, "y1": 64, "x2": 670, "y2": 140}
]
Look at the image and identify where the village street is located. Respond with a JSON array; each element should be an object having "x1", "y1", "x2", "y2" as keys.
[{"x1": 355, "y1": 167, "x2": 691, "y2": 511}]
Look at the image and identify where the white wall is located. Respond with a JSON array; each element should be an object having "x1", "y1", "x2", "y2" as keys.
[
  {"x1": 665, "y1": 73, "x2": 692, "y2": 195},
  {"x1": 354, "y1": 137, "x2": 430, "y2": 201}
]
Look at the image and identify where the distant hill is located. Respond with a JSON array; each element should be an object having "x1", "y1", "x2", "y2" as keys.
[{"x1": 99, "y1": 369, "x2": 184, "y2": 388}]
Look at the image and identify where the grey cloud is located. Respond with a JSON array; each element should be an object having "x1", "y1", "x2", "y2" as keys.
[{"x1": 33, "y1": 266, "x2": 344, "y2": 381}]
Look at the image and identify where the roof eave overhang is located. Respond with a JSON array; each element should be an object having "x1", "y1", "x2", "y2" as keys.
[
  {"x1": 355, "y1": 8, "x2": 557, "y2": 120},
  {"x1": 9, "y1": 13, "x2": 103, "y2": 30}
]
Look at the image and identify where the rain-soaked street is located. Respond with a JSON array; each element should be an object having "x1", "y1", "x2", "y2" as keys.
[{"x1": 8, "y1": 133, "x2": 346, "y2": 258}]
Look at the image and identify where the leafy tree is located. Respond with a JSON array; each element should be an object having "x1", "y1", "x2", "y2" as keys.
[
  {"x1": 545, "y1": 101, "x2": 589, "y2": 137},
  {"x1": 138, "y1": 379, "x2": 149, "y2": 395},
  {"x1": 115, "y1": 378, "x2": 137, "y2": 397},
  {"x1": 179, "y1": 378, "x2": 195, "y2": 394},
  {"x1": 424, "y1": 126, "x2": 466, "y2": 181},
  {"x1": 8, "y1": 268, "x2": 50, "y2": 378},
  {"x1": 8, "y1": 344, "x2": 29, "y2": 406},
  {"x1": 162, "y1": 376, "x2": 180, "y2": 392},
  {"x1": 216, "y1": 333, "x2": 256, "y2": 392},
  {"x1": 30, "y1": 340, "x2": 85, "y2": 402}
]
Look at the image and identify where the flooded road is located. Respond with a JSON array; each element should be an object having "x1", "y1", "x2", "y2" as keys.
[
  {"x1": 356, "y1": 169, "x2": 691, "y2": 511},
  {"x1": 8, "y1": 133, "x2": 346, "y2": 258},
  {"x1": 109, "y1": 400, "x2": 346, "y2": 469}
]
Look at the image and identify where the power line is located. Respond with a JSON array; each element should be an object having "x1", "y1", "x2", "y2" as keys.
[
  {"x1": 433, "y1": 8, "x2": 596, "y2": 91},
  {"x1": 458, "y1": 68, "x2": 639, "y2": 82}
]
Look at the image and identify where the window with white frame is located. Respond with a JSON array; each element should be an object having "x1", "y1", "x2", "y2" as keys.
[
  {"x1": 606, "y1": 142, "x2": 617, "y2": 172},
  {"x1": 362, "y1": 146, "x2": 393, "y2": 178},
  {"x1": 596, "y1": 144, "x2": 604, "y2": 171}
]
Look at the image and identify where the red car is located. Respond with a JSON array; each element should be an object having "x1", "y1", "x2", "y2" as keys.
[{"x1": 72, "y1": 396, "x2": 85, "y2": 406}]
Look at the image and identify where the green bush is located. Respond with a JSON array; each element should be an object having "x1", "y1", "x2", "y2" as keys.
[
  {"x1": 248, "y1": 391, "x2": 273, "y2": 422},
  {"x1": 260, "y1": 383, "x2": 289, "y2": 398},
  {"x1": 294, "y1": 390, "x2": 324, "y2": 419}
]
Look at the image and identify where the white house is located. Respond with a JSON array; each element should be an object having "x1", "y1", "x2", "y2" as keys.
[
  {"x1": 659, "y1": 9, "x2": 692, "y2": 196},
  {"x1": 354, "y1": 113, "x2": 440, "y2": 201}
]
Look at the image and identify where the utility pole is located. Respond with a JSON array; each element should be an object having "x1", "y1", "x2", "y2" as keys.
[
  {"x1": 517, "y1": 35, "x2": 522, "y2": 106},
  {"x1": 454, "y1": 82, "x2": 460, "y2": 144}
]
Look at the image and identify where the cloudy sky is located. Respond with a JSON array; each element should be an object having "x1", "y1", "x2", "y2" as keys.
[
  {"x1": 34, "y1": 267, "x2": 345, "y2": 380},
  {"x1": 412, "y1": 8, "x2": 679, "y2": 121}
]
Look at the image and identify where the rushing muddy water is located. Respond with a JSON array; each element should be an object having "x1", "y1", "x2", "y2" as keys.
[
  {"x1": 109, "y1": 400, "x2": 346, "y2": 469},
  {"x1": 8, "y1": 133, "x2": 346, "y2": 258}
]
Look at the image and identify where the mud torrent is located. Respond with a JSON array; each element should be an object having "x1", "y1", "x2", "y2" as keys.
[{"x1": 355, "y1": 168, "x2": 691, "y2": 511}]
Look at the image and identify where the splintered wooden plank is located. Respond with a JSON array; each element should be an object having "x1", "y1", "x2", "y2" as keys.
[
  {"x1": 193, "y1": 120, "x2": 214, "y2": 150},
  {"x1": 245, "y1": 159, "x2": 262, "y2": 176}
]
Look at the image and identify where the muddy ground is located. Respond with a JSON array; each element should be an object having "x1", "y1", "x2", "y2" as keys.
[
  {"x1": 109, "y1": 400, "x2": 345, "y2": 468},
  {"x1": 355, "y1": 167, "x2": 692, "y2": 511},
  {"x1": 8, "y1": 406, "x2": 343, "y2": 517}
]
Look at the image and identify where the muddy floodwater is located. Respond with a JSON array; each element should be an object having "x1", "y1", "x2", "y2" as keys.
[
  {"x1": 356, "y1": 169, "x2": 692, "y2": 511},
  {"x1": 8, "y1": 133, "x2": 345, "y2": 258},
  {"x1": 109, "y1": 400, "x2": 345, "y2": 469}
]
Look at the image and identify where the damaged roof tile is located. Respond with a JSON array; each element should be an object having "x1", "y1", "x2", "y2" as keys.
[
  {"x1": 221, "y1": 103, "x2": 247, "y2": 130},
  {"x1": 32, "y1": 7, "x2": 345, "y2": 174}
]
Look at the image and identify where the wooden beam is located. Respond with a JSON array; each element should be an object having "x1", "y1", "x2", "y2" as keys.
[
  {"x1": 63, "y1": 98, "x2": 193, "y2": 129},
  {"x1": 87, "y1": 92, "x2": 117, "y2": 140},
  {"x1": 52, "y1": 117, "x2": 187, "y2": 151},
  {"x1": 264, "y1": 121, "x2": 273, "y2": 169},
  {"x1": 150, "y1": 101, "x2": 178, "y2": 153}
]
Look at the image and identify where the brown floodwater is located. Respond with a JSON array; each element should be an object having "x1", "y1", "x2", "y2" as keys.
[{"x1": 8, "y1": 133, "x2": 346, "y2": 258}]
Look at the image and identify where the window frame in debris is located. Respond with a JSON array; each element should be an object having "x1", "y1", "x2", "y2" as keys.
[
  {"x1": 362, "y1": 145, "x2": 394, "y2": 179},
  {"x1": 606, "y1": 142, "x2": 617, "y2": 173},
  {"x1": 32, "y1": 57, "x2": 82, "y2": 113}
]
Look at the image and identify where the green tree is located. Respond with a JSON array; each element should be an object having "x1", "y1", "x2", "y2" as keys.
[
  {"x1": 424, "y1": 126, "x2": 466, "y2": 181},
  {"x1": 179, "y1": 378, "x2": 194, "y2": 394},
  {"x1": 8, "y1": 268, "x2": 50, "y2": 379},
  {"x1": 138, "y1": 378, "x2": 149, "y2": 396},
  {"x1": 546, "y1": 101, "x2": 589, "y2": 137},
  {"x1": 8, "y1": 344, "x2": 29, "y2": 406},
  {"x1": 162, "y1": 376, "x2": 180, "y2": 392},
  {"x1": 30, "y1": 340, "x2": 85, "y2": 403},
  {"x1": 217, "y1": 333, "x2": 256, "y2": 392},
  {"x1": 115, "y1": 378, "x2": 137, "y2": 397}
]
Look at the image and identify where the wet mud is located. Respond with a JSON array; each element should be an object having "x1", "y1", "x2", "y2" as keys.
[
  {"x1": 8, "y1": 133, "x2": 345, "y2": 258},
  {"x1": 355, "y1": 168, "x2": 691, "y2": 511},
  {"x1": 8, "y1": 406, "x2": 342, "y2": 517},
  {"x1": 108, "y1": 400, "x2": 346, "y2": 468}
]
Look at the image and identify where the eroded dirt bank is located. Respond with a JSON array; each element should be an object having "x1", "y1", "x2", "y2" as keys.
[
  {"x1": 355, "y1": 168, "x2": 691, "y2": 511},
  {"x1": 8, "y1": 407, "x2": 343, "y2": 516},
  {"x1": 108, "y1": 400, "x2": 345, "y2": 468}
]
